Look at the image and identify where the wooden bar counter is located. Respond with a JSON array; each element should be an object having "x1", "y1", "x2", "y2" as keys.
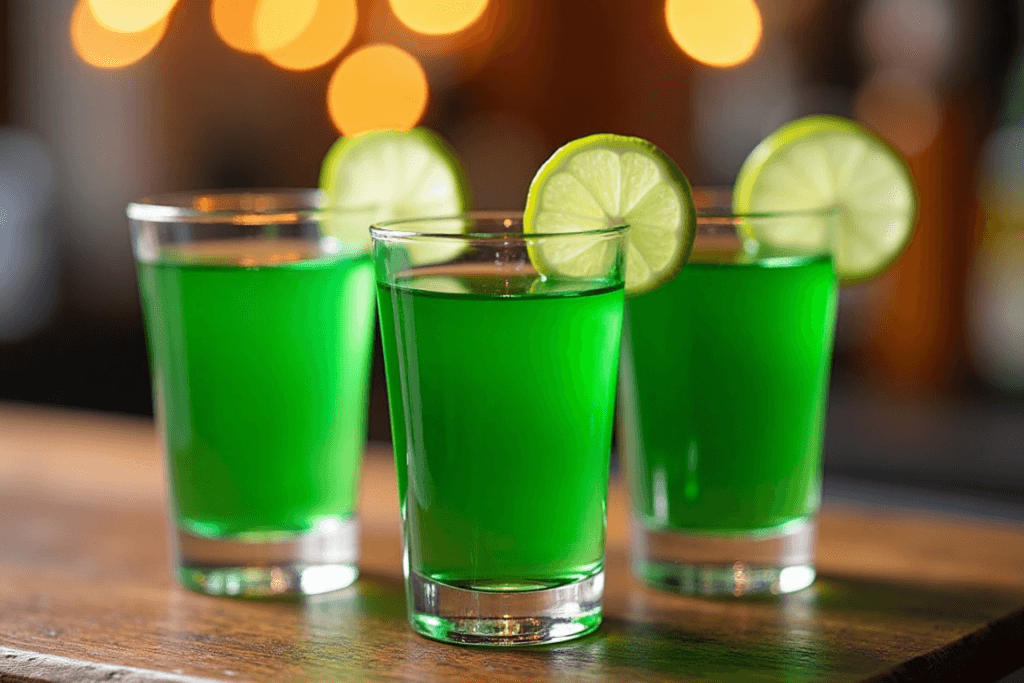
[{"x1": 1, "y1": 403, "x2": 1022, "y2": 682}]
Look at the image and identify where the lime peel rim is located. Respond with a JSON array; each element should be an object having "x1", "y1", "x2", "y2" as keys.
[
  {"x1": 732, "y1": 114, "x2": 918, "y2": 284},
  {"x1": 523, "y1": 133, "x2": 696, "y2": 296}
]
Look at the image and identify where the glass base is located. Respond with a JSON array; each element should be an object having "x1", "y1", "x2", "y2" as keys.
[
  {"x1": 407, "y1": 570, "x2": 603, "y2": 646},
  {"x1": 632, "y1": 517, "x2": 816, "y2": 596},
  {"x1": 175, "y1": 515, "x2": 358, "y2": 597}
]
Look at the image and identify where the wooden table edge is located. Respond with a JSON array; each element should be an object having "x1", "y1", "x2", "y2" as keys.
[
  {"x1": 0, "y1": 647, "x2": 220, "y2": 683},
  {"x1": 862, "y1": 606, "x2": 1024, "y2": 682}
]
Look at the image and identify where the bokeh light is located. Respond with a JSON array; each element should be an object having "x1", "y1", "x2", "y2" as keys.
[
  {"x1": 665, "y1": 0, "x2": 762, "y2": 68},
  {"x1": 389, "y1": 0, "x2": 488, "y2": 35},
  {"x1": 264, "y1": 0, "x2": 357, "y2": 71},
  {"x1": 71, "y1": 0, "x2": 169, "y2": 69},
  {"x1": 211, "y1": 0, "x2": 260, "y2": 54},
  {"x1": 327, "y1": 44, "x2": 429, "y2": 136},
  {"x1": 253, "y1": 0, "x2": 319, "y2": 54},
  {"x1": 87, "y1": 0, "x2": 177, "y2": 33}
]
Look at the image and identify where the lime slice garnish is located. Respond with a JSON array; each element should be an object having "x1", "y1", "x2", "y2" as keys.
[
  {"x1": 733, "y1": 114, "x2": 917, "y2": 283},
  {"x1": 523, "y1": 134, "x2": 696, "y2": 295},
  {"x1": 319, "y1": 128, "x2": 471, "y2": 262}
]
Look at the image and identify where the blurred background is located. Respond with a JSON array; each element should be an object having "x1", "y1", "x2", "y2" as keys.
[{"x1": 0, "y1": 0, "x2": 1021, "y2": 507}]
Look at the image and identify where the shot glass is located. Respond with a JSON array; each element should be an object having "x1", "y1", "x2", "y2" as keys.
[
  {"x1": 372, "y1": 213, "x2": 627, "y2": 645},
  {"x1": 129, "y1": 190, "x2": 376, "y2": 597},
  {"x1": 618, "y1": 190, "x2": 839, "y2": 596}
]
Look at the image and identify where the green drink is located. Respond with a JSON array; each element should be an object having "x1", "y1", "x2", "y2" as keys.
[
  {"x1": 373, "y1": 215, "x2": 627, "y2": 646},
  {"x1": 621, "y1": 253, "x2": 838, "y2": 531},
  {"x1": 619, "y1": 210, "x2": 839, "y2": 596},
  {"x1": 138, "y1": 252, "x2": 374, "y2": 536},
  {"x1": 378, "y1": 277, "x2": 621, "y2": 586},
  {"x1": 130, "y1": 190, "x2": 374, "y2": 597}
]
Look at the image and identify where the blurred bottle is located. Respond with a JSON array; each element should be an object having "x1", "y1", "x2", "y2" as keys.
[
  {"x1": 969, "y1": 39, "x2": 1024, "y2": 394},
  {"x1": 853, "y1": 0, "x2": 983, "y2": 394},
  {"x1": 0, "y1": 128, "x2": 57, "y2": 342}
]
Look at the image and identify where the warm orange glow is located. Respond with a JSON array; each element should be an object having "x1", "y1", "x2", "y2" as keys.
[
  {"x1": 264, "y1": 0, "x2": 357, "y2": 71},
  {"x1": 71, "y1": 0, "x2": 168, "y2": 69},
  {"x1": 87, "y1": 0, "x2": 177, "y2": 33},
  {"x1": 665, "y1": 0, "x2": 762, "y2": 68},
  {"x1": 211, "y1": 0, "x2": 260, "y2": 54},
  {"x1": 855, "y1": 70, "x2": 943, "y2": 157},
  {"x1": 327, "y1": 44, "x2": 429, "y2": 136},
  {"x1": 253, "y1": 0, "x2": 319, "y2": 53},
  {"x1": 389, "y1": 0, "x2": 488, "y2": 35}
]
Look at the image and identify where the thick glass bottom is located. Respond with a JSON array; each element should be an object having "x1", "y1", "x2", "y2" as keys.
[
  {"x1": 175, "y1": 515, "x2": 358, "y2": 597},
  {"x1": 632, "y1": 516, "x2": 816, "y2": 596},
  {"x1": 407, "y1": 570, "x2": 603, "y2": 646}
]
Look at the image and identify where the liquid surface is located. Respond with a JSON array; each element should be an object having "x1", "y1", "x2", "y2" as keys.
[
  {"x1": 138, "y1": 249, "x2": 375, "y2": 537},
  {"x1": 619, "y1": 253, "x2": 838, "y2": 533},
  {"x1": 377, "y1": 268, "x2": 624, "y2": 587}
]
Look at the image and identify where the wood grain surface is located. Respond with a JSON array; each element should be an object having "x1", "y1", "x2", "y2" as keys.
[{"x1": 1, "y1": 403, "x2": 1022, "y2": 683}]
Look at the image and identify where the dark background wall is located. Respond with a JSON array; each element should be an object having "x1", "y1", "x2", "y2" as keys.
[{"x1": 0, "y1": 0, "x2": 1022, "y2": 502}]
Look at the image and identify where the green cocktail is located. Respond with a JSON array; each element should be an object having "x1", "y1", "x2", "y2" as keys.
[
  {"x1": 373, "y1": 215, "x2": 627, "y2": 646},
  {"x1": 619, "y1": 210, "x2": 839, "y2": 595},
  {"x1": 378, "y1": 277, "x2": 621, "y2": 587},
  {"x1": 130, "y1": 191, "x2": 375, "y2": 597},
  {"x1": 138, "y1": 252, "x2": 373, "y2": 536},
  {"x1": 622, "y1": 253, "x2": 837, "y2": 528}
]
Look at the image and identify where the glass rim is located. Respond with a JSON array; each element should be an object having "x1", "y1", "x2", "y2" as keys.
[
  {"x1": 370, "y1": 211, "x2": 629, "y2": 242},
  {"x1": 126, "y1": 189, "x2": 378, "y2": 225},
  {"x1": 692, "y1": 186, "x2": 839, "y2": 221}
]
